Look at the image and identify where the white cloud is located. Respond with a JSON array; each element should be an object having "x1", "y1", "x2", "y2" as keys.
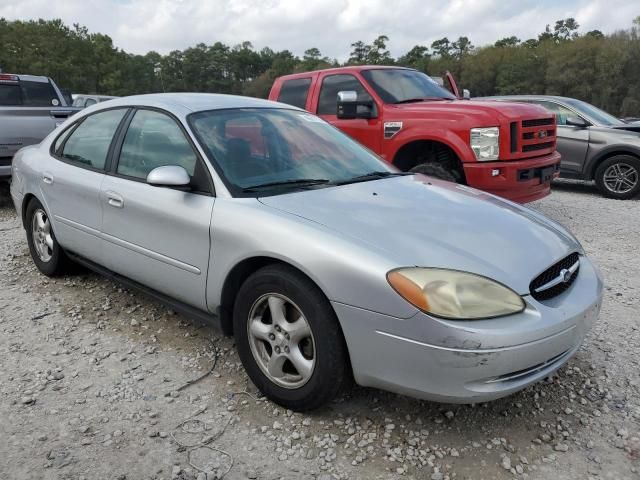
[{"x1": 0, "y1": 0, "x2": 637, "y2": 60}]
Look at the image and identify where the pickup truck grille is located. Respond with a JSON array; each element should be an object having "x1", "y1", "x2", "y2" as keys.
[{"x1": 510, "y1": 117, "x2": 556, "y2": 158}]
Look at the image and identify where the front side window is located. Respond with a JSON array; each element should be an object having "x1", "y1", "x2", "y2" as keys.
[
  {"x1": 278, "y1": 78, "x2": 311, "y2": 109},
  {"x1": 317, "y1": 74, "x2": 373, "y2": 115},
  {"x1": 535, "y1": 101, "x2": 579, "y2": 126},
  {"x1": 117, "y1": 109, "x2": 198, "y2": 180},
  {"x1": 564, "y1": 98, "x2": 624, "y2": 127},
  {"x1": 61, "y1": 109, "x2": 127, "y2": 169},
  {"x1": 189, "y1": 108, "x2": 393, "y2": 196},
  {"x1": 361, "y1": 69, "x2": 456, "y2": 104}
]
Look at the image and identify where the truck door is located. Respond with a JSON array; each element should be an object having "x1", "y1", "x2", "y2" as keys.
[{"x1": 314, "y1": 73, "x2": 382, "y2": 155}]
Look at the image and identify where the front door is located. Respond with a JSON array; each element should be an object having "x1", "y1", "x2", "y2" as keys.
[
  {"x1": 100, "y1": 108, "x2": 215, "y2": 310},
  {"x1": 534, "y1": 100, "x2": 590, "y2": 175},
  {"x1": 315, "y1": 73, "x2": 382, "y2": 154}
]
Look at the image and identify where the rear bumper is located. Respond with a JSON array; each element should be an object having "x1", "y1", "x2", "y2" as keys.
[
  {"x1": 334, "y1": 256, "x2": 602, "y2": 404},
  {"x1": 463, "y1": 151, "x2": 561, "y2": 203},
  {"x1": 0, "y1": 163, "x2": 11, "y2": 178}
]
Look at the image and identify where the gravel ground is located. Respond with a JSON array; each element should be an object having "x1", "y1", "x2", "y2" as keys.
[{"x1": 1, "y1": 180, "x2": 639, "y2": 480}]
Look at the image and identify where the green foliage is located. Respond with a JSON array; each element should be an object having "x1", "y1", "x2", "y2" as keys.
[{"x1": 2, "y1": 17, "x2": 640, "y2": 114}]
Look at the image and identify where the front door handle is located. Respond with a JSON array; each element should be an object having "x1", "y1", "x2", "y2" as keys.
[
  {"x1": 105, "y1": 191, "x2": 124, "y2": 208},
  {"x1": 42, "y1": 173, "x2": 53, "y2": 185}
]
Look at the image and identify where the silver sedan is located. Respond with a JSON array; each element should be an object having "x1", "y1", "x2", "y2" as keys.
[{"x1": 10, "y1": 93, "x2": 603, "y2": 410}]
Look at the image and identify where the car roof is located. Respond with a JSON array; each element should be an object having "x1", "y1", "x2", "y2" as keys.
[
  {"x1": 277, "y1": 65, "x2": 412, "y2": 80},
  {"x1": 100, "y1": 93, "x2": 297, "y2": 113}
]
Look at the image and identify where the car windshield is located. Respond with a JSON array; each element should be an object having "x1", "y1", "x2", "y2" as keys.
[
  {"x1": 361, "y1": 69, "x2": 456, "y2": 104},
  {"x1": 189, "y1": 108, "x2": 397, "y2": 196},
  {"x1": 564, "y1": 98, "x2": 625, "y2": 127}
]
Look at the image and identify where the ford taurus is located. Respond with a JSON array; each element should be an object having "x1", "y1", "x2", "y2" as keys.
[{"x1": 10, "y1": 93, "x2": 603, "y2": 410}]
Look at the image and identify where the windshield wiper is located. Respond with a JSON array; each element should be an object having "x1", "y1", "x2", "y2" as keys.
[
  {"x1": 394, "y1": 97, "x2": 450, "y2": 104},
  {"x1": 335, "y1": 171, "x2": 412, "y2": 186},
  {"x1": 242, "y1": 178, "x2": 331, "y2": 192}
]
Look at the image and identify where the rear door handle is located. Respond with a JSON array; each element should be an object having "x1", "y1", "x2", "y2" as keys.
[
  {"x1": 43, "y1": 173, "x2": 53, "y2": 185},
  {"x1": 105, "y1": 191, "x2": 124, "y2": 208}
]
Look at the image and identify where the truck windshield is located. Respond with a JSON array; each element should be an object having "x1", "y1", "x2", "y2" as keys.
[
  {"x1": 361, "y1": 69, "x2": 456, "y2": 104},
  {"x1": 189, "y1": 108, "x2": 397, "y2": 196},
  {"x1": 564, "y1": 98, "x2": 625, "y2": 127}
]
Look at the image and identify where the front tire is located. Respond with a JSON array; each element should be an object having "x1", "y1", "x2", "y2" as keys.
[
  {"x1": 233, "y1": 264, "x2": 350, "y2": 411},
  {"x1": 25, "y1": 199, "x2": 72, "y2": 276},
  {"x1": 594, "y1": 155, "x2": 640, "y2": 199},
  {"x1": 410, "y1": 162, "x2": 458, "y2": 182}
]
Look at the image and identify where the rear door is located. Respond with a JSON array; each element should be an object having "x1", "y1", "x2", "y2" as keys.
[
  {"x1": 532, "y1": 100, "x2": 589, "y2": 175},
  {"x1": 100, "y1": 108, "x2": 215, "y2": 310},
  {"x1": 46, "y1": 108, "x2": 129, "y2": 262},
  {"x1": 314, "y1": 73, "x2": 382, "y2": 154}
]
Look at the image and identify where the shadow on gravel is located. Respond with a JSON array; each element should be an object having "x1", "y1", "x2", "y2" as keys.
[{"x1": 0, "y1": 182, "x2": 12, "y2": 209}]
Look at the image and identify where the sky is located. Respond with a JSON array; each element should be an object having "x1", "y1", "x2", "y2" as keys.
[{"x1": 0, "y1": 0, "x2": 637, "y2": 60}]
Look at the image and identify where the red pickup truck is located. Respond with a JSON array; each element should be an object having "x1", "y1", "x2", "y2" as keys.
[{"x1": 268, "y1": 66, "x2": 561, "y2": 203}]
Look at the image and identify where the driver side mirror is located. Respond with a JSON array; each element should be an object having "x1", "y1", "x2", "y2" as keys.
[
  {"x1": 337, "y1": 90, "x2": 376, "y2": 120},
  {"x1": 146, "y1": 165, "x2": 191, "y2": 188},
  {"x1": 565, "y1": 115, "x2": 588, "y2": 128}
]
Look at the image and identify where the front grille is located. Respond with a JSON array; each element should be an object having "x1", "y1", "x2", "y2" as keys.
[
  {"x1": 522, "y1": 118, "x2": 554, "y2": 128},
  {"x1": 510, "y1": 116, "x2": 557, "y2": 158},
  {"x1": 523, "y1": 141, "x2": 555, "y2": 152},
  {"x1": 530, "y1": 252, "x2": 580, "y2": 301}
]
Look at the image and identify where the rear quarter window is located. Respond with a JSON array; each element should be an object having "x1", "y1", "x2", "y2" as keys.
[
  {"x1": 20, "y1": 80, "x2": 59, "y2": 106},
  {"x1": 277, "y1": 78, "x2": 311, "y2": 109}
]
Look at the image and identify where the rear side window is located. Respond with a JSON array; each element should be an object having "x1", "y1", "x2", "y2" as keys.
[
  {"x1": 0, "y1": 84, "x2": 21, "y2": 105},
  {"x1": 0, "y1": 80, "x2": 59, "y2": 106},
  {"x1": 61, "y1": 109, "x2": 127, "y2": 169},
  {"x1": 277, "y1": 78, "x2": 311, "y2": 109},
  {"x1": 317, "y1": 74, "x2": 372, "y2": 115},
  {"x1": 20, "y1": 81, "x2": 59, "y2": 106},
  {"x1": 117, "y1": 109, "x2": 198, "y2": 179}
]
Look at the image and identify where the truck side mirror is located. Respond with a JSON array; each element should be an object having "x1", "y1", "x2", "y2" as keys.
[
  {"x1": 337, "y1": 90, "x2": 375, "y2": 120},
  {"x1": 337, "y1": 91, "x2": 358, "y2": 119},
  {"x1": 462, "y1": 89, "x2": 471, "y2": 100}
]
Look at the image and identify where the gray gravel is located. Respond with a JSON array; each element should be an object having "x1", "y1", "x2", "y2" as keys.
[{"x1": 0, "y1": 180, "x2": 639, "y2": 480}]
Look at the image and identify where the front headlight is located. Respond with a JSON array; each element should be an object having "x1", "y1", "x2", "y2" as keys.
[
  {"x1": 387, "y1": 268, "x2": 525, "y2": 320},
  {"x1": 470, "y1": 127, "x2": 499, "y2": 161}
]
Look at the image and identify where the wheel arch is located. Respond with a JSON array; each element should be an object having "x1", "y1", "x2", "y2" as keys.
[
  {"x1": 21, "y1": 193, "x2": 39, "y2": 228},
  {"x1": 391, "y1": 139, "x2": 467, "y2": 183},
  {"x1": 218, "y1": 256, "x2": 331, "y2": 336},
  {"x1": 586, "y1": 147, "x2": 640, "y2": 180}
]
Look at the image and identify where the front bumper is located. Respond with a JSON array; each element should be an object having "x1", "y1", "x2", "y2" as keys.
[
  {"x1": 463, "y1": 151, "x2": 561, "y2": 204},
  {"x1": 334, "y1": 255, "x2": 602, "y2": 403}
]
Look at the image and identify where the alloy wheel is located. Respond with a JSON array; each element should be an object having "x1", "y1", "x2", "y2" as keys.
[
  {"x1": 603, "y1": 162, "x2": 639, "y2": 194},
  {"x1": 31, "y1": 209, "x2": 54, "y2": 262},
  {"x1": 247, "y1": 293, "x2": 316, "y2": 389}
]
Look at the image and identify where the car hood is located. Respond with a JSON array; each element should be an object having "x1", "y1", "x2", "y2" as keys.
[
  {"x1": 259, "y1": 176, "x2": 582, "y2": 295},
  {"x1": 386, "y1": 100, "x2": 550, "y2": 123}
]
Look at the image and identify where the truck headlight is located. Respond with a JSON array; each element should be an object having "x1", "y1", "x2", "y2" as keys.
[
  {"x1": 387, "y1": 268, "x2": 525, "y2": 320},
  {"x1": 470, "y1": 127, "x2": 499, "y2": 161}
]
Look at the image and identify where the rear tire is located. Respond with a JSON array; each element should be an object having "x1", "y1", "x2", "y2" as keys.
[
  {"x1": 410, "y1": 162, "x2": 458, "y2": 182},
  {"x1": 25, "y1": 198, "x2": 72, "y2": 276},
  {"x1": 594, "y1": 155, "x2": 640, "y2": 199},
  {"x1": 233, "y1": 264, "x2": 350, "y2": 411}
]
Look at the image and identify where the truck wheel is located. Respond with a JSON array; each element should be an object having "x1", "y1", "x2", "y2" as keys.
[
  {"x1": 595, "y1": 155, "x2": 640, "y2": 199},
  {"x1": 410, "y1": 162, "x2": 458, "y2": 182},
  {"x1": 233, "y1": 264, "x2": 350, "y2": 411},
  {"x1": 25, "y1": 198, "x2": 72, "y2": 276}
]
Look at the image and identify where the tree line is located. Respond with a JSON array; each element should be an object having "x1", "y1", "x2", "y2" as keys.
[{"x1": 1, "y1": 16, "x2": 640, "y2": 115}]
